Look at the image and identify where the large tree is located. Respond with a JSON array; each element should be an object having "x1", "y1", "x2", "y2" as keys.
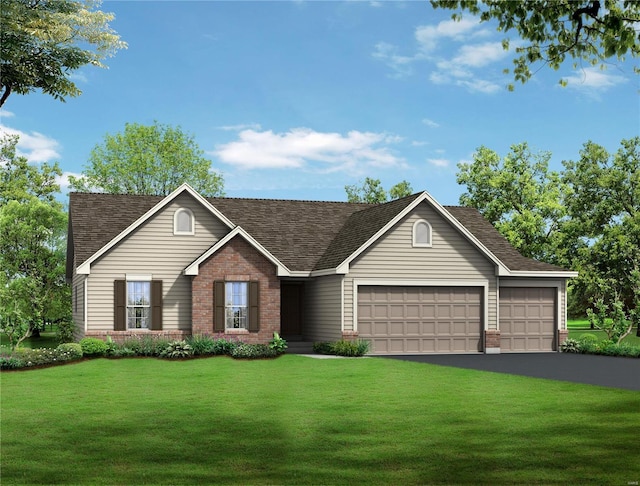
[
  {"x1": 345, "y1": 178, "x2": 413, "y2": 204},
  {"x1": 0, "y1": 0, "x2": 126, "y2": 107},
  {"x1": 69, "y1": 122, "x2": 225, "y2": 197},
  {"x1": 431, "y1": 1, "x2": 640, "y2": 88},
  {"x1": 0, "y1": 134, "x2": 70, "y2": 344},
  {"x1": 456, "y1": 142, "x2": 571, "y2": 265}
]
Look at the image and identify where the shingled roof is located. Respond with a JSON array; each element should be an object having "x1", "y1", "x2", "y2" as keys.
[{"x1": 67, "y1": 189, "x2": 568, "y2": 277}]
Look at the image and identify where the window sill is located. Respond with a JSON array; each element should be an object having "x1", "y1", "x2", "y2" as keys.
[{"x1": 226, "y1": 329, "x2": 249, "y2": 334}]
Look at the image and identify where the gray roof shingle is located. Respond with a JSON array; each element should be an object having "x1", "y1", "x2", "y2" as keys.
[{"x1": 67, "y1": 191, "x2": 570, "y2": 276}]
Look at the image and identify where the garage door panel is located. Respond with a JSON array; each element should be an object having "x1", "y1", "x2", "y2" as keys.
[
  {"x1": 358, "y1": 286, "x2": 482, "y2": 354},
  {"x1": 500, "y1": 287, "x2": 556, "y2": 352}
]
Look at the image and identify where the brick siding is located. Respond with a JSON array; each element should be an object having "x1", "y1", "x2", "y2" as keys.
[
  {"x1": 485, "y1": 329, "x2": 501, "y2": 349},
  {"x1": 191, "y1": 235, "x2": 280, "y2": 344}
]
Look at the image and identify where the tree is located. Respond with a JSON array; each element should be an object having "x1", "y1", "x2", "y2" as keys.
[
  {"x1": 0, "y1": 0, "x2": 126, "y2": 107},
  {"x1": 69, "y1": 122, "x2": 225, "y2": 197},
  {"x1": 430, "y1": 1, "x2": 640, "y2": 88},
  {"x1": 0, "y1": 134, "x2": 70, "y2": 343},
  {"x1": 456, "y1": 142, "x2": 571, "y2": 264},
  {"x1": 345, "y1": 177, "x2": 413, "y2": 203}
]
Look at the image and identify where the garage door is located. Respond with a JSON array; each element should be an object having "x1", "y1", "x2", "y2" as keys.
[
  {"x1": 358, "y1": 286, "x2": 483, "y2": 354},
  {"x1": 499, "y1": 287, "x2": 556, "y2": 352}
]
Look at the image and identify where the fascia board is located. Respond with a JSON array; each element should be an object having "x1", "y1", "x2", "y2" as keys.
[
  {"x1": 502, "y1": 270, "x2": 579, "y2": 278},
  {"x1": 76, "y1": 184, "x2": 235, "y2": 275}
]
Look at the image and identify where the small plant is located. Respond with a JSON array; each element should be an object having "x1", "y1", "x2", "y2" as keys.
[
  {"x1": 79, "y1": 337, "x2": 108, "y2": 357},
  {"x1": 560, "y1": 338, "x2": 581, "y2": 353},
  {"x1": 56, "y1": 343, "x2": 83, "y2": 360},
  {"x1": 231, "y1": 343, "x2": 278, "y2": 359},
  {"x1": 210, "y1": 337, "x2": 239, "y2": 355},
  {"x1": 0, "y1": 356, "x2": 23, "y2": 370},
  {"x1": 188, "y1": 335, "x2": 217, "y2": 355},
  {"x1": 313, "y1": 342, "x2": 334, "y2": 354},
  {"x1": 160, "y1": 340, "x2": 194, "y2": 359},
  {"x1": 269, "y1": 332, "x2": 288, "y2": 354},
  {"x1": 313, "y1": 340, "x2": 370, "y2": 357}
]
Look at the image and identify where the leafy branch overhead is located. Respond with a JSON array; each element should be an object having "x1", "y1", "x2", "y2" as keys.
[
  {"x1": 0, "y1": 0, "x2": 127, "y2": 107},
  {"x1": 431, "y1": 0, "x2": 640, "y2": 88}
]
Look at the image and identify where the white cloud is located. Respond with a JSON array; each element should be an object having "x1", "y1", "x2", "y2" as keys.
[
  {"x1": 212, "y1": 127, "x2": 404, "y2": 172},
  {"x1": 0, "y1": 125, "x2": 61, "y2": 163},
  {"x1": 0, "y1": 109, "x2": 15, "y2": 119},
  {"x1": 372, "y1": 42, "x2": 415, "y2": 78},
  {"x1": 415, "y1": 17, "x2": 481, "y2": 53},
  {"x1": 450, "y1": 41, "x2": 509, "y2": 68},
  {"x1": 562, "y1": 67, "x2": 629, "y2": 96},
  {"x1": 421, "y1": 118, "x2": 440, "y2": 128},
  {"x1": 69, "y1": 71, "x2": 88, "y2": 84},
  {"x1": 427, "y1": 158, "x2": 450, "y2": 168},
  {"x1": 216, "y1": 123, "x2": 262, "y2": 131},
  {"x1": 56, "y1": 171, "x2": 81, "y2": 192},
  {"x1": 455, "y1": 78, "x2": 501, "y2": 94}
]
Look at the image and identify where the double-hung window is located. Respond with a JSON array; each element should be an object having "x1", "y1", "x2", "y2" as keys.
[
  {"x1": 127, "y1": 281, "x2": 151, "y2": 329},
  {"x1": 225, "y1": 282, "x2": 248, "y2": 329}
]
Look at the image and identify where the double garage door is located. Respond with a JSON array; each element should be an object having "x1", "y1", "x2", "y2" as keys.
[
  {"x1": 357, "y1": 285, "x2": 557, "y2": 354},
  {"x1": 358, "y1": 286, "x2": 483, "y2": 354}
]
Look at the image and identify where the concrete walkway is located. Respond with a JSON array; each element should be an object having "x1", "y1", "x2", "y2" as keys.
[{"x1": 380, "y1": 353, "x2": 640, "y2": 391}]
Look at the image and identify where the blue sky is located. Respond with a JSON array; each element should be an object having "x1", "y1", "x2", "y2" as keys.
[{"x1": 1, "y1": 0, "x2": 638, "y2": 205}]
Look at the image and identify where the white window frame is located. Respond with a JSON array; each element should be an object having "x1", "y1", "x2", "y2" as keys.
[
  {"x1": 225, "y1": 282, "x2": 248, "y2": 329},
  {"x1": 126, "y1": 276, "x2": 151, "y2": 330},
  {"x1": 412, "y1": 219, "x2": 432, "y2": 247},
  {"x1": 173, "y1": 208, "x2": 195, "y2": 235}
]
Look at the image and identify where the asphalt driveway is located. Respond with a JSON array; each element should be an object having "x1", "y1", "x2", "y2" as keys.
[{"x1": 380, "y1": 353, "x2": 640, "y2": 391}]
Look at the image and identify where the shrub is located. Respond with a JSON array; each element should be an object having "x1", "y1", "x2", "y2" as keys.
[
  {"x1": 578, "y1": 334, "x2": 598, "y2": 344},
  {"x1": 10, "y1": 347, "x2": 83, "y2": 368},
  {"x1": 160, "y1": 340, "x2": 194, "y2": 359},
  {"x1": 269, "y1": 332, "x2": 288, "y2": 354},
  {"x1": 231, "y1": 343, "x2": 278, "y2": 359},
  {"x1": 56, "y1": 343, "x2": 83, "y2": 360},
  {"x1": 313, "y1": 340, "x2": 370, "y2": 357},
  {"x1": 79, "y1": 337, "x2": 108, "y2": 357},
  {"x1": 560, "y1": 338, "x2": 581, "y2": 353},
  {"x1": 55, "y1": 318, "x2": 76, "y2": 344},
  {"x1": 210, "y1": 337, "x2": 239, "y2": 355},
  {"x1": 188, "y1": 335, "x2": 217, "y2": 356},
  {"x1": 0, "y1": 356, "x2": 22, "y2": 370}
]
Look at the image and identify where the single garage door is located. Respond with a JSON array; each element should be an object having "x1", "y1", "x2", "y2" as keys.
[
  {"x1": 499, "y1": 287, "x2": 556, "y2": 352},
  {"x1": 358, "y1": 286, "x2": 483, "y2": 354}
]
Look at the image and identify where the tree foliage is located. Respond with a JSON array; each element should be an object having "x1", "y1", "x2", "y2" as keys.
[
  {"x1": 0, "y1": 135, "x2": 70, "y2": 345},
  {"x1": 0, "y1": 0, "x2": 126, "y2": 107},
  {"x1": 456, "y1": 137, "x2": 639, "y2": 332},
  {"x1": 345, "y1": 177, "x2": 413, "y2": 203},
  {"x1": 69, "y1": 122, "x2": 225, "y2": 197},
  {"x1": 431, "y1": 0, "x2": 640, "y2": 88}
]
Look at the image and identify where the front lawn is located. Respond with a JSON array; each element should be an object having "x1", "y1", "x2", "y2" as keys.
[
  {"x1": 568, "y1": 319, "x2": 640, "y2": 346},
  {"x1": 2, "y1": 356, "x2": 638, "y2": 485}
]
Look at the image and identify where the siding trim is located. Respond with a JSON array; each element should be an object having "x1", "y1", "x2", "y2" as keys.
[{"x1": 352, "y1": 278, "x2": 490, "y2": 333}]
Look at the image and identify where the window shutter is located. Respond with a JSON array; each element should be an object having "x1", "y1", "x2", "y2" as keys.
[
  {"x1": 150, "y1": 280, "x2": 163, "y2": 330},
  {"x1": 114, "y1": 280, "x2": 126, "y2": 331},
  {"x1": 248, "y1": 281, "x2": 259, "y2": 332},
  {"x1": 214, "y1": 281, "x2": 225, "y2": 332}
]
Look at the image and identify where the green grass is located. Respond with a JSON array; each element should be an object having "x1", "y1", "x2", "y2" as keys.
[
  {"x1": 0, "y1": 328, "x2": 59, "y2": 352},
  {"x1": 2, "y1": 356, "x2": 639, "y2": 485}
]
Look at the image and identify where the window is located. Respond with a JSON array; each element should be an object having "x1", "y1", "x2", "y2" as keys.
[
  {"x1": 412, "y1": 220, "x2": 432, "y2": 247},
  {"x1": 225, "y1": 282, "x2": 248, "y2": 329},
  {"x1": 174, "y1": 208, "x2": 194, "y2": 235},
  {"x1": 127, "y1": 281, "x2": 151, "y2": 329}
]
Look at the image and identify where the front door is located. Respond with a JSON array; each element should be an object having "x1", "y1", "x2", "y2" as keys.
[{"x1": 280, "y1": 282, "x2": 303, "y2": 337}]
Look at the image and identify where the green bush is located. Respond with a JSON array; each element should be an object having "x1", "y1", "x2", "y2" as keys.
[
  {"x1": 560, "y1": 338, "x2": 581, "y2": 353},
  {"x1": 55, "y1": 318, "x2": 76, "y2": 344},
  {"x1": 0, "y1": 356, "x2": 22, "y2": 370},
  {"x1": 231, "y1": 343, "x2": 278, "y2": 359},
  {"x1": 313, "y1": 340, "x2": 370, "y2": 357},
  {"x1": 160, "y1": 340, "x2": 194, "y2": 359},
  {"x1": 79, "y1": 337, "x2": 108, "y2": 357},
  {"x1": 10, "y1": 346, "x2": 83, "y2": 368},
  {"x1": 269, "y1": 332, "x2": 288, "y2": 354},
  {"x1": 56, "y1": 343, "x2": 83, "y2": 360},
  {"x1": 210, "y1": 337, "x2": 239, "y2": 355},
  {"x1": 578, "y1": 334, "x2": 598, "y2": 344},
  {"x1": 188, "y1": 335, "x2": 217, "y2": 355}
]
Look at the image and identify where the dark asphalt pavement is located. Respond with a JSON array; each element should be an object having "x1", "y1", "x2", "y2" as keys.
[{"x1": 380, "y1": 353, "x2": 640, "y2": 391}]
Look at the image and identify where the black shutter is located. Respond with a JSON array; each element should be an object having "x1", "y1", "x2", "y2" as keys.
[
  {"x1": 248, "y1": 281, "x2": 259, "y2": 332},
  {"x1": 214, "y1": 281, "x2": 225, "y2": 332},
  {"x1": 150, "y1": 280, "x2": 163, "y2": 330},
  {"x1": 114, "y1": 280, "x2": 126, "y2": 331}
]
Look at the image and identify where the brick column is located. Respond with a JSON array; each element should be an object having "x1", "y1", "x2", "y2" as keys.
[
  {"x1": 342, "y1": 331, "x2": 359, "y2": 341},
  {"x1": 485, "y1": 330, "x2": 501, "y2": 354},
  {"x1": 557, "y1": 329, "x2": 569, "y2": 350}
]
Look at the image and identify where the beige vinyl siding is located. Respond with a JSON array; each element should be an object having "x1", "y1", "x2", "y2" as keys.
[
  {"x1": 498, "y1": 278, "x2": 568, "y2": 331},
  {"x1": 72, "y1": 273, "x2": 86, "y2": 340},
  {"x1": 303, "y1": 275, "x2": 344, "y2": 342},
  {"x1": 345, "y1": 202, "x2": 498, "y2": 332},
  {"x1": 86, "y1": 193, "x2": 228, "y2": 331}
]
